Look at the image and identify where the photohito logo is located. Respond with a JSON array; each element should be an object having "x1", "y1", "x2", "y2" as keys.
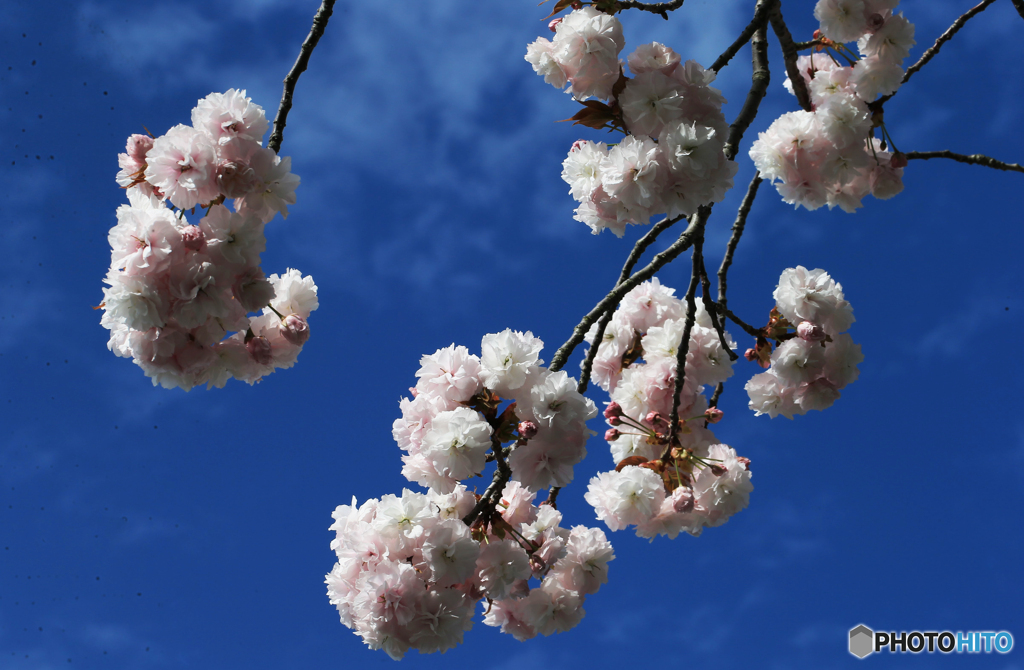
[{"x1": 848, "y1": 624, "x2": 1014, "y2": 658}]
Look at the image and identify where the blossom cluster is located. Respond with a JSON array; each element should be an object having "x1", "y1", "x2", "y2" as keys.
[
  {"x1": 745, "y1": 267, "x2": 863, "y2": 418},
  {"x1": 395, "y1": 331, "x2": 597, "y2": 493},
  {"x1": 749, "y1": 0, "x2": 914, "y2": 212},
  {"x1": 580, "y1": 279, "x2": 753, "y2": 538},
  {"x1": 100, "y1": 89, "x2": 315, "y2": 390},
  {"x1": 326, "y1": 485, "x2": 614, "y2": 659},
  {"x1": 527, "y1": 8, "x2": 738, "y2": 236},
  {"x1": 328, "y1": 330, "x2": 614, "y2": 658}
]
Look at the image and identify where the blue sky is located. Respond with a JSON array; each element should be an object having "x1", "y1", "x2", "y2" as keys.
[{"x1": 1, "y1": 0, "x2": 1022, "y2": 667}]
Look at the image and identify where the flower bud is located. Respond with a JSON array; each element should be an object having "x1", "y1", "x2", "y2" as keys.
[
  {"x1": 603, "y1": 402, "x2": 623, "y2": 420},
  {"x1": 796, "y1": 320, "x2": 826, "y2": 341},
  {"x1": 744, "y1": 348, "x2": 758, "y2": 361},
  {"x1": 180, "y1": 225, "x2": 205, "y2": 251},
  {"x1": 548, "y1": 17, "x2": 562, "y2": 32},
  {"x1": 246, "y1": 335, "x2": 272, "y2": 365},
  {"x1": 704, "y1": 408, "x2": 723, "y2": 424},
  {"x1": 126, "y1": 134, "x2": 154, "y2": 163},
  {"x1": 709, "y1": 464, "x2": 727, "y2": 477},
  {"x1": 281, "y1": 314, "x2": 310, "y2": 346},
  {"x1": 604, "y1": 428, "x2": 620, "y2": 442},
  {"x1": 671, "y1": 487, "x2": 694, "y2": 513},
  {"x1": 215, "y1": 160, "x2": 259, "y2": 198},
  {"x1": 867, "y1": 13, "x2": 885, "y2": 32},
  {"x1": 570, "y1": 1, "x2": 583, "y2": 8},
  {"x1": 890, "y1": 152, "x2": 908, "y2": 169},
  {"x1": 518, "y1": 420, "x2": 538, "y2": 440},
  {"x1": 645, "y1": 411, "x2": 669, "y2": 433}
]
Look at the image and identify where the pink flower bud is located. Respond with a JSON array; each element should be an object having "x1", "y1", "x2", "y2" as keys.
[
  {"x1": 180, "y1": 225, "x2": 205, "y2": 251},
  {"x1": 215, "y1": 160, "x2": 259, "y2": 198},
  {"x1": 281, "y1": 314, "x2": 310, "y2": 346},
  {"x1": 671, "y1": 487, "x2": 694, "y2": 513},
  {"x1": 604, "y1": 428, "x2": 620, "y2": 442},
  {"x1": 518, "y1": 421, "x2": 538, "y2": 439},
  {"x1": 246, "y1": 335, "x2": 272, "y2": 365},
  {"x1": 645, "y1": 411, "x2": 669, "y2": 433},
  {"x1": 548, "y1": 17, "x2": 562, "y2": 32},
  {"x1": 603, "y1": 402, "x2": 623, "y2": 420},
  {"x1": 709, "y1": 464, "x2": 727, "y2": 477},
  {"x1": 796, "y1": 321, "x2": 826, "y2": 341},
  {"x1": 890, "y1": 152, "x2": 908, "y2": 169},
  {"x1": 704, "y1": 408, "x2": 723, "y2": 424},
  {"x1": 867, "y1": 13, "x2": 885, "y2": 32},
  {"x1": 126, "y1": 134, "x2": 154, "y2": 164},
  {"x1": 744, "y1": 348, "x2": 758, "y2": 361}
]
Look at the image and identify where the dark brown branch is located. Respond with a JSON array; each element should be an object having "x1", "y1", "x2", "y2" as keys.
[
  {"x1": 711, "y1": 0, "x2": 775, "y2": 73},
  {"x1": 1013, "y1": 0, "x2": 1024, "y2": 20},
  {"x1": 724, "y1": 19, "x2": 771, "y2": 161},
  {"x1": 794, "y1": 39, "x2": 824, "y2": 51},
  {"x1": 616, "y1": 0, "x2": 685, "y2": 19},
  {"x1": 267, "y1": 0, "x2": 337, "y2": 153},
  {"x1": 577, "y1": 216, "x2": 684, "y2": 393},
  {"x1": 549, "y1": 214, "x2": 706, "y2": 373},
  {"x1": 721, "y1": 306, "x2": 762, "y2": 338},
  {"x1": 463, "y1": 437, "x2": 512, "y2": 526},
  {"x1": 543, "y1": 486, "x2": 561, "y2": 509},
  {"x1": 708, "y1": 382, "x2": 724, "y2": 409},
  {"x1": 699, "y1": 257, "x2": 737, "y2": 361},
  {"x1": 664, "y1": 215, "x2": 705, "y2": 459},
  {"x1": 905, "y1": 150, "x2": 1024, "y2": 174},
  {"x1": 769, "y1": 3, "x2": 812, "y2": 112},
  {"x1": 876, "y1": 0, "x2": 997, "y2": 107},
  {"x1": 717, "y1": 173, "x2": 762, "y2": 312}
]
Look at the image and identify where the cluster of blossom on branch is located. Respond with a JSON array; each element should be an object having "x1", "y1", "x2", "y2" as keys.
[
  {"x1": 99, "y1": 90, "x2": 316, "y2": 390},
  {"x1": 745, "y1": 266, "x2": 862, "y2": 418},
  {"x1": 527, "y1": 8, "x2": 738, "y2": 236},
  {"x1": 326, "y1": 331, "x2": 616, "y2": 658},
  {"x1": 750, "y1": 0, "x2": 914, "y2": 211},
  {"x1": 581, "y1": 279, "x2": 752, "y2": 538}
]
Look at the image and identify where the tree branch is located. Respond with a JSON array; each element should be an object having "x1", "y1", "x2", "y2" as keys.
[
  {"x1": 616, "y1": 0, "x2": 685, "y2": 19},
  {"x1": 794, "y1": 39, "x2": 824, "y2": 51},
  {"x1": 577, "y1": 215, "x2": 684, "y2": 393},
  {"x1": 876, "y1": 0, "x2": 997, "y2": 107},
  {"x1": 768, "y1": 3, "x2": 812, "y2": 112},
  {"x1": 721, "y1": 306, "x2": 762, "y2": 338},
  {"x1": 664, "y1": 215, "x2": 705, "y2": 458},
  {"x1": 549, "y1": 213, "x2": 706, "y2": 373},
  {"x1": 905, "y1": 150, "x2": 1024, "y2": 174},
  {"x1": 267, "y1": 0, "x2": 337, "y2": 153},
  {"x1": 724, "y1": 18, "x2": 771, "y2": 161},
  {"x1": 1013, "y1": 0, "x2": 1024, "y2": 20},
  {"x1": 717, "y1": 173, "x2": 762, "y2": 312},
  {"x1": 710, "y1": 0, "x2": 775, "y2": 73}
]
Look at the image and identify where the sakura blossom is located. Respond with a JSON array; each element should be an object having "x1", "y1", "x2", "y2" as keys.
[{"x1": 100, "y1": 90, "x2": 313, "y2": 390}]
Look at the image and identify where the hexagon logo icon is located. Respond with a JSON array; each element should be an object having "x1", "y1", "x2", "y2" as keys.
[{"x1": 849, "y1": 624, "x2": 874, "y2": 659}]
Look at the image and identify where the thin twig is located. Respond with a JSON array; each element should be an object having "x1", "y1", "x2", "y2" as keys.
[
  {"x1": 616, "y1": 0, "x2": 685, "y2": 20},
  {"x1": 905, "y1": 150, "x2": 1024, "y2": 174},
  {"x1": 875, "y1": 0, "x2": 997, "y2": 107},
  {"x1": 724, "y1": 19, "x2": 771, "y2": 161},
  {"x1": 794, "y1": 39, "x2": 824, "y2": 51},
  {"x1": 769, "y1": 3, "x2": 812, "y2": 112},
  {"x1": 544, "y1": 487, "x2": 561, "y2": 509},
  {"x1": 663, "y1": 215, "x2": 705, "y2": 459},
  {"x1": 549, "y1": 214, "x2": 706, "y2": 373},
  {"x1": 577, "y1": 216, "x2": 684, "y2": 393},
  {"x1": 463, "y1": 437, "x2": 512, "y2": 526},
  {"x1": 721, "y1": 306, "x2": 762, "y2": 338},
  {"x1": 267, "y1": 0, "x2": 337, "y2": 153},
  {"x1": 699, "y1": 257, "x2": 737, "y2": 361},
  {"x1": 708, "y1": 383, "x2": 724, "y2": 409},
  {"x1": 717, "y1": 173, "x2": 762, "y2": 312},
  {"x1": 711, "y1": 0, "x2": 775, "y2": 73}
]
